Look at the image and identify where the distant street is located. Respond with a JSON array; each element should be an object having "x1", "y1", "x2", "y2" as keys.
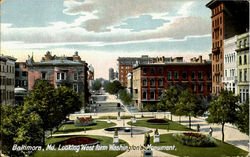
[{"x1": 89, "y1": 91, "x2": 125, "y2": 113}]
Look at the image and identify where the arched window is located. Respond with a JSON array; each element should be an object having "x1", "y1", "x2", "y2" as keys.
[
  {"x1": 244, "y1": 55, "x2": 247, "y2": 64},
  {"x1": 239, "y1": 56, "x2": 242, "y2": 65}
]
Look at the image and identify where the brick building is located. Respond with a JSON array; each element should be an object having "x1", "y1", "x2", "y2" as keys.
[
  {"x1": 117, "y1": 55, "x2": 174, "y2": 87},
  {"x1": 132, "y1": 56, "x2": 212, "y2": 110},
  {"x1": 27, "y1": 51, "x2": 90, "y2": 103},
  {"x1": 15, "y1": 62, "x2": 29, "y2": 89},
  {"x1": 0, "y1": 55, "x2": 16, "y2": 106},
  {"x1": 206, "y1": 0, "x2": 249, "y2": 95}
]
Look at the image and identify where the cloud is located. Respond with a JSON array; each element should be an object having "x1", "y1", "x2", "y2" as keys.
[{"x1": 63, "y1": 0, "x2": 184, "y2": 32}]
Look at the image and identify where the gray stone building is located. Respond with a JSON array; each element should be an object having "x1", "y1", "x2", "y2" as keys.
[{"x1": 0, "y1": 55, "x2": 16, "y2": 106}]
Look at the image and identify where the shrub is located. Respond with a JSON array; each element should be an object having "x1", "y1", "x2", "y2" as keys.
[
  {"x1": 74, "y1": 117, "x2": 97, "y2": 127},
  {"x1": 172, "y1": 132, "x2": 216, "y2": 147}
]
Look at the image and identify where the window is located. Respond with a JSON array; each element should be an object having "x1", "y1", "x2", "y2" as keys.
[
  {"x1": 142, "y1": 91, "x2": 147, "y2": 99},
  {"x1": 198, "y1": 83, "x2": 203, "y2": 92},
  {"x1": 239, "y1": 56, "x2": 242, "y2": 65},
  {"x1": 208, "y1": 72, "x2": 211, "y2": 80},
  {"x1": 192, "y1": 71, "x2": 196, "y2": 80},
  {"x1": 167, "y1": 71, "x2": 172, "y2": 80},
  {"x1": 73, "y1": 84, "x2": 78, "y2": 92},
  {"x1": 174, "y1": 71, "x2": 179, "y2": 80},
  {"x1": 74, "y1": 72, "x2": 78, "y2": 81},
  {"x1": 150, "y1": 79, "x2": 155, "y2": 86},
  {"x1": 143, "y1": 68, "x2": 147, "y2": 74},
  {"x1": 244, "y1": 69, "x2": 247, "y2": 81},
  {"x1": 158, "y1": 90, "x2": 163, "y2": 98},
  {"x1": 225, "y1": 70, "x2": 227, "y2": 77},
  {"x1": 150, "y1": 68, "x2": 155, "y2": 75},
  {"x1": 150, "y1": 91, "x2": 155, "y2": 99},
  {"x1": 57, "y1": 72, "x2": 66, "y2": 80},
  {"x1": 244, "y1": 39, "x2": 247, "y2": 47},
  {"x1": 182, "y1": 71, "x2": 187, "y2": 80},
  {"x1": 198, "y1": 71, "x2": 203, "y2": 80},
  {"x1": 158, "y1": 67, "x2": 163, "y2": 75},
  {"x1": 57, "y1": 73, "x2": 60, "y2": 80},
  {"x1": 244, "y1": 55, "x2": 247, "y2": 65},
  {"x1": 207, "y1": 84, "x2": 211, "y2": 92},
  {"x1": 192, "y1": 84, "x2": 196, "y2": 92},
  {"x1": 239, "y1": 41, "x2": 242, "y2": 48},
  {"x1": 22, "y1": 71, "x2": 28, "y2": 77},
  {"x1": 158, "y1": 78, "x2": 163, "y2": 86},
  {"x1": 15, "y1": 71, "x2": 19, "y2": 77},
  {"x1": 142, "y1": 79, "x2": 147, "y2": 86},
  {"x1": 41, "y1": 72, "x2": 46, "y2": 79},
  {"x1": 239, "y1": 70, "x2": 242, "y2": 82}
]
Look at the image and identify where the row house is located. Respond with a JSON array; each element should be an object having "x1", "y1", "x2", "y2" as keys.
[
  {"x1": 236, "y1": 32, "x2": 249, "y2": 103},
  {"x1": 0, "y1": 55, "x2": 16, "y2": 106},
  {"x1": 132, "y1": 56, "x2": 212, "y2": 110},
  {"x1": 27, "y1": 51, "x2": 90, "y2": 103},
  {"x1": 117, "y1": 55, "x2": 174, "y2": 87}
]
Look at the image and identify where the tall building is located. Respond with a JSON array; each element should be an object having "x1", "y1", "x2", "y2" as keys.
[
  {"x1": 88, "y1": 64, "x2": 94, "y2": 90},
  {"x1": 109, "y1": 68, "x2": 115, "y2": 81},
  {"x1": 223, "y1": 36, "x2": 237, "y2": 94},
  {"x1": 206, "y1": 0, "x2": 249, "y2": 95},
  {"x1": 27, "y1": 51, "x2": 90, "y2": 103},
  {"x1": 0, "y1": 55, "x2": 16, "y2": 106},
  {"x1": 117, "y1": 55, "x2": 174, "y2": 87},
  {"x1": 15, "y1": 62, "x2": 29, "y2": 89},
  {"x1": 132, "y1": 56, "x2": 212, "y2": 110},
  {"x1": 236, "y1": 31, "x2": 249, "y2": 103}
]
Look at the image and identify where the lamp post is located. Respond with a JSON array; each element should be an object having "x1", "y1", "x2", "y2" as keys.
[{"x1": 130, "y1": 118, "x2": 133, "y2": 137}]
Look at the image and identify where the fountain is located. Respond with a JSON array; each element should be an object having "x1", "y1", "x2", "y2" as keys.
[{"x1": 104, "y1": 127, "x2": 152, "y2": 135}]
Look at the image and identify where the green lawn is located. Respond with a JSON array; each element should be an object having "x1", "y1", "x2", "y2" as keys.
[
  {"x1": 33, "y1": 135, "x2": 129, "y2": 157},
  {"x1": 150, "y1": 133, "x2": 248, "y2": 157},
  {"x1": 127, "y1": 119, "x2": 192, "y2": 131},
  {"x1": 54, "y1": 121, "x2": 116, "y2": 134}
]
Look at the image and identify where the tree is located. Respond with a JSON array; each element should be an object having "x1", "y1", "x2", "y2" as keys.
[
  {"x1": 92, "y1": 80, "x2": 102, "y2": 91},
  {"x1": 24, "y1": 80, "x2": 58, "y2": 147},
  {"x1": 175, "y1": 89, "x2": 204, "y2": 129},
  {"x1": 235, "y1": 101, "x2": 249, "y2": 135},
  {"x1": 119, "y1": 89, "x2": 132, "y2": 105},
  {"x1": 157, "y1": 86, "x2": 179, "y2": 121},
  {"x1": 106, "y1": 80, "x2": 123, "y2": 94},
  {"x1": 1, "y1": 105, "x2": 20, "y2": 156},
  {"x1": 207, "y1": 90, "x2": 239, "y2": 142},
  {"x1": 23, "y1": 80, "x2": 82, "y2": 147},
  {"x1": 2, "y1": 105, "x2": 43, "y2": 156}
]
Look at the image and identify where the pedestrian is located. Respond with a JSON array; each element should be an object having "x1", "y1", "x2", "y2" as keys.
[
  {"x1": 209, "y1": 127, "x2": 213, "y2": 136},
  {"x1": 197, "y1": 124, "x2": 200, "y2": 132}
]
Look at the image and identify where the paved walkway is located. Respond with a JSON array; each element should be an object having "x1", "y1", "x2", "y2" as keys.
[{"x1": 67, "y1": 93, "x2": 249, "y2": 156}]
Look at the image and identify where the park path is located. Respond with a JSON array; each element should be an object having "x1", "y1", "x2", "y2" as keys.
[{"x1": 67, "y1": 93, "x2": 249, "y2": 156}]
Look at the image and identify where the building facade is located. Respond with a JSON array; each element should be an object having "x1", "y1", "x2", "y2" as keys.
[
  {"x1": 223, "y1": 36, "x2": 237, "y2": 94},
  {"x1": 132, "y1": 56, "x2": 212, "y2": 110},
  {"x1": 236, "y1": 32, "x2": 249, "y2": 103},
  {"x1": 15, "y1": 62, "x2": 29, "y2": 89},
  {"x1": 206, "y1": 0, "x2": 249, "y2": 95},
  {"x1": 0, "y1": 55, "x2": 16, "y2": 106},
  {"x1": 27, "y1": 51, "x2": 90, "y2": 103},
  {"x1": 118, "y1": 55, "x2": 175, "y2": 87}
]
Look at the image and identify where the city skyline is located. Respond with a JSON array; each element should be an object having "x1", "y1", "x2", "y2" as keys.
[{"x1": 1, "y1": 0, "x2": 212, "y2": 79}]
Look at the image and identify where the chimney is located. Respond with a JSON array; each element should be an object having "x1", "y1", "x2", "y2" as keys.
[
  {"x1": 73, "y1": 51, "x2": 81, "y2": 61},
  {"x1": 198, "y1": 55, "x2": 202, "y2": 63},
  {"x1": 45, "y1": 51, "x2": 52, "y2": 61}
]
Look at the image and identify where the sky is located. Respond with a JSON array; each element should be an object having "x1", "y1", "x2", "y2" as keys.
[{"x1": 1, "y1": 0, "x2": 212, "y2": 79}]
